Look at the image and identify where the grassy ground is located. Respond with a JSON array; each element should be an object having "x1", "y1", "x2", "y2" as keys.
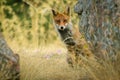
[
  {"x1": 8, "y1": 42, "x2": 119, "y2": 80},
  {"x1": 15, "y1": 44, "x2": 83, "y2": 80}
]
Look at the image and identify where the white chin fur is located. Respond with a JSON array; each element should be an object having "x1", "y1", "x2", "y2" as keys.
[{"x1": 55, "y1": 23, "x2": 70, "y2": 30}]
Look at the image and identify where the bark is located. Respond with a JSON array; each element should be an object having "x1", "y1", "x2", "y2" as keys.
[
  {"x1": 74, "y1": 0, "x2": 120, "y2": 60},
  {"x1": 0, "y1": 33, "x2": 20, "y2": 80}
]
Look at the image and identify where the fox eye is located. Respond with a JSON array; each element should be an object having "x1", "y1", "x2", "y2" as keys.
[
  {"x1": 64, "y1": 19, "x2": 67, "y2": 22},
  {"x1": 56, "y1": 20, "x2": 60, "y2": 23}
]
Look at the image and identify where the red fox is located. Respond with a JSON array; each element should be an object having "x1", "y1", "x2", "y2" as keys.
[
  {"x1": 52, "y1": 7, "x2": 96, "y2": 67},
  {"x1": 52, "y1": 7, "x2": 76, "y2": 46}
]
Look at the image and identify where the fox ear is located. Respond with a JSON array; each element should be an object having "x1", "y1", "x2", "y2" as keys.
[
  {"x1": 64, "y1": 6, "x2": 70, "y2": 16},
  {"x1": 52, "y1": 9, "x2": 58, "y2": 16}
]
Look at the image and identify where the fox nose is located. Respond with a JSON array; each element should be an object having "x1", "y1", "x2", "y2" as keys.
[{"x1": 60, "y1": 26, "x2": 64, "y2": 30}]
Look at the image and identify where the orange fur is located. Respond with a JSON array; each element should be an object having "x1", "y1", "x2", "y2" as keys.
[{"x1": 53, "y1": 13, "x2": 69, "y2": 26}]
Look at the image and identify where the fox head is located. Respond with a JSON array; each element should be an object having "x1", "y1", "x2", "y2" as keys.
[{"x1": 52, "y1": 7, "x2": 70, "y2": 30}]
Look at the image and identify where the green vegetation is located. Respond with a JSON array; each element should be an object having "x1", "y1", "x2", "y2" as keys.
[
  {"x1": 0, "y1": 0, "x2": 78, "y2": 47},
  {"x1": 0, "y1": 0, "x2": 120, "y2": 80}
]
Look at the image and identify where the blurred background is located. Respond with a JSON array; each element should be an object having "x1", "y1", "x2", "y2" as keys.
[
  {"x1": 1, "y1": 1, "x2": 120, "y2": 80},
  {"x1": 0, "y1": 0, "x2": 78, "y2": 48},
  {"x1": 0, "y1": 1, "x2": 80, "y2": 79}
]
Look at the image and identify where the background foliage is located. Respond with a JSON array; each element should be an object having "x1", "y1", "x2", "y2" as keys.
[{"x1": 0, "y1": 0, "x2": 78, "y2": 47}]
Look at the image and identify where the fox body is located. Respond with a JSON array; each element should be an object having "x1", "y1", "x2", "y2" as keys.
[{"x1": 52, "y1": 7, "x2": 96, "y2": 67}]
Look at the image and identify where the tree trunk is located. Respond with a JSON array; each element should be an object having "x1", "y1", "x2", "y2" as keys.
[
  {"x1": 74, "y1": 0, "x2": 120, "y2": 60},
  {"x1": 0, "y1": 33, "x2": 20, "y2": 80}
]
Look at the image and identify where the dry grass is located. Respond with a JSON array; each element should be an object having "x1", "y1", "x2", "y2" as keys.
[
  {"x1": 8, "y1": 43, "x2": 119, "y2": 80},
  {"x1": 1, "y1": 0, "x2": 120, "y2": 80},
  {"x1": 18, "y1": 44, "x2": 84, "y2": 80}
]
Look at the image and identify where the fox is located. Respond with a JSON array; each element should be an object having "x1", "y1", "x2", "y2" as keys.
[
  {"x1": 52, "y1": 7, "x2": 96, "y2": 67},
  {"x1": 52, "y1": 7, "x2": 75, "y2": 46}
]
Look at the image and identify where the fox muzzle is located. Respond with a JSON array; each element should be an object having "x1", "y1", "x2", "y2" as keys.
[{"x1": 59, "y1": 26, "x2": 66, "y2": 30}]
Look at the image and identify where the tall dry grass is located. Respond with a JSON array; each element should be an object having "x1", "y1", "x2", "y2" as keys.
[{"x1": 12, "y1": 44, "x2": 119, "y2": 80}]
